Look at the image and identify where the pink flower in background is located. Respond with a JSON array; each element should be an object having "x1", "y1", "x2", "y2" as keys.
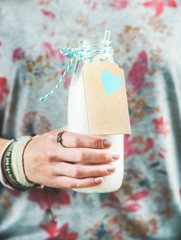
[
  {"x1": 157, "y1": 147, "x2": 167, "y2": 159},
  {"x1": 28, "y1": 188, "x2": 70, "y2": 210},
  {"x1": 143, "y1": 138, "x2": 154, "y2": 153},
  {"x1": 8, "y1": 189, "x2": 21, "y2": 197},
  {"x1": 12, "y1": 48, "x2": 25, "y2": 62},
  {"x1": 124, "y1": 135, "x2": 155, "y2": 159},
  {"x1": 123, "y1": 203, "x2": 141, "y2": 212},
  {"x1": 61, "y1": 69, "x2": 71, "y2": 88},
  {"x1": 84, "y1": 0, "x2": 128, "y2": 10},
  {"x1": 37, "y1": 1, "x2": 44, "y2": 5},
  {"x1": 110, "y1": 0, "x2": 128, "y2": 10},
  {"x1": 124, "y1": 135, "x2": 141, "y2": 158},
  {"x1": 92, "y1": 2, "x2": 98, "y2": 10},
  {"x1": 126, "y1": 190, "x2": 150, "y2": 202},
  {"x1": 84, "y1": 0, "x2": 99, "y2": 10},
  {"x1": 21, "y1": 111, "x2": 51, "y2": 135},
  {"x1": 0, "y1": 77, "x2": 9, "y2": 103},
  {"x1": 101, "y1": 203, "x2": 120, "y2": 209},
  {"x1": 42, "y1": 42, "x2": 66, "y2": 62},
  {"x1": 102, "y1": 191, "x2": 143, "y2": 212},
  {"x1": 43, "y1": 24, "x2": 47, "y2": 30},
  {"x1": 40, "y1": 221, "x2": 79, "y2": 240},
  {"x1": 158, "y1": 152, "x2": 165, "y2": 158},
  {"x1": 101, "y1": 192, "x2": 121, "y2": 209},
  {"x1": 158, "y1": 205, "x2": 173, "y2": 218},
  {"x1": 109, "y1": 192, "x2": 121, "y2": 203},
  {"x1": 143, "y1": 0, "x2": 177, "y2": 17},
  {"x1": 128, "y1": 51, "x2": 148, "y2": 91},
  {"x1": 152, "y1": 116, "x2": 169, "y2": 137},
  {"x1": 148, "y1": 153, "x2": 155, "y2": 161},
  {"x1": 41, "y1": 9, "x2": 55, "y2": 19}
]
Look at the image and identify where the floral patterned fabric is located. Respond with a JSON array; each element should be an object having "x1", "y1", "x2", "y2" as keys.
[{"x1": 0, "y1": 0, "x2": 181, "y2": 239}]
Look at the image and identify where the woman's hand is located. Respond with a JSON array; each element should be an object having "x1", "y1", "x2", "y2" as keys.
[{"x1": 23, "y1": 129, "x2": 120, "y2": 189}]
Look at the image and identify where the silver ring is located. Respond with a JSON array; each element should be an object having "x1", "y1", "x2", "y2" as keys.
[{"x1": 57, "y1": 131, "x2": 66, "y2": 147}]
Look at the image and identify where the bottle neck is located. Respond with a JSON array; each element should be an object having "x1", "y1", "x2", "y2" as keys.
[{"x1": 79, "y1": 40, "x2": 113, "y2": 63}]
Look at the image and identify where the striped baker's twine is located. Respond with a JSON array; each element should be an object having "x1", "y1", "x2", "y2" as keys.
[{"x1": 40, "y1": 47, "x2": 113, "y2": 102}]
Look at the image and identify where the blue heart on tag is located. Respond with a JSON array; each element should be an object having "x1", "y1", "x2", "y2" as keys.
[{"x1": 101, "y1": 70, "x2": 123, "y2": 95}]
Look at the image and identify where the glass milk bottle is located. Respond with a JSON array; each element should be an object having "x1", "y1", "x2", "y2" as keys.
[{"x1": 68, "y1": 39, "x2": 124, "y2": 193}]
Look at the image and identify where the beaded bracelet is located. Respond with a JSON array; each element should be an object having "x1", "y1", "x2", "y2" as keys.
[
  {"x1": 1, "y1": 136, "x2": 44, "y2": 190},
  {"x1": 2, "y1": 136, "x2": 35, "y2": 190},
  {"x1": 11, "y1": 136, "x2": 35, "y2": 187},
  {"x1": 2, "y1": 141, "x2": 28, "y2": 191}
]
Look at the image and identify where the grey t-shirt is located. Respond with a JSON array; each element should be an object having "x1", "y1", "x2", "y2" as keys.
[{"x1": 0, "y1": 0, "x2": 181, "y2": 239}]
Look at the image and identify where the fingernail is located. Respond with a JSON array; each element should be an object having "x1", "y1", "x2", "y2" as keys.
[
  {"x1": 112, "y1": 152, "x2": 120, "y2": 160},
  {"x1": 103, "y1": 139, "x2": 112, "y2": 147},
  {"x1": 95, "y1": 177, "x2": 103, "y2": 184},
  {"x1": 107, "y1": 165, "x2": 116, "y2": 172}
]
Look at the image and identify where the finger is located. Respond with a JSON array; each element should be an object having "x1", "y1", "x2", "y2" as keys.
[
  {"x1": 53, "y1": 162, "x2": 116, "y2": 178},
  {"x1": 55, "y1": 147, "x2": 120, "y2": 164},
  {"x1": 54, "y1": 176, "x2": 104, "y2": 189},
  {"x1": 60, "y1": 132, "x2": 112, "y2": 149}
]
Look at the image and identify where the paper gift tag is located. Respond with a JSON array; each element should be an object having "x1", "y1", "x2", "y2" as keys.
[{"x1": 82, "y1": 55, "x2": 131, "y2": 135}]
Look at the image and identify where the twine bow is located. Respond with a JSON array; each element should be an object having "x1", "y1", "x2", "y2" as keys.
[{"x1": 39, "y1": 47, "x2": 112, "y2": 102}]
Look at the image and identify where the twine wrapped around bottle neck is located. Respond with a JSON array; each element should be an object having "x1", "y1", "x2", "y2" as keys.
[{"x1": 40, "y1": 30, "x2": 112, "y2": 102}]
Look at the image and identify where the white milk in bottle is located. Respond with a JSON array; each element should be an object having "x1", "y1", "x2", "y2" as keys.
[{"x1": 68, "y1": 39, "x2": 124, "y2": 193}]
